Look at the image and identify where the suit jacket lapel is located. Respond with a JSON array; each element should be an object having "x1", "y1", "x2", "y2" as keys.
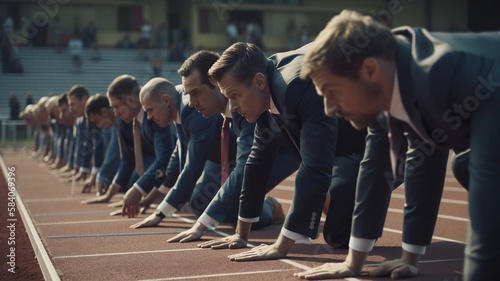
[{"x1": 395, "y1": 35, "x2": 431, "y2": 141}]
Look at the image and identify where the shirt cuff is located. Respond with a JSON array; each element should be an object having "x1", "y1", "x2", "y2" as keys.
[
  {"x1": 402, "y1": 242, "x2": 426, "y2": 255},
  {"x1": 79, "y1": 167, "x2": 90, "y2": 174},
  {"x1": 198, "y1": 213, "x2": 220, "y2": 230},
  {"x1": 238, "y1": 216, "x2": 259, "y2": 223},
  {"x1": 91, "y1": 167, "x2": 99, "y2": 175},
  {"x1": 111, "y1": 181, "x2": 121, "y2": 189},
  {"x1": 281, "y1": 227, "x2": 311, "y2": 244},
  {"x1": 349, "y1": 237, "x2": 376, "y2": 252},
  {"x1": 133, "y1": 183, "x2": 147, "y2": 196},
  {"x1": 157, "y1": 200, "x2": 177, "y2": 217},
  {"x1": 158, "y1": 185, "x2": 170, "y2": 194}
]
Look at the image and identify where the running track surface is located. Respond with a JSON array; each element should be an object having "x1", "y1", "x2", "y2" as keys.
[{"x1": 1, "y1": 150, "x2": 466, "y2": 281}]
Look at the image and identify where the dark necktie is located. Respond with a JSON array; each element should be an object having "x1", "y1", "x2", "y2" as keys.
[
  {"x1": 220, "y1": 117, "x2": 232, "y2": 184},
  {"x1": 133, "y1": 117, "x2": 144, "y2": 176}
]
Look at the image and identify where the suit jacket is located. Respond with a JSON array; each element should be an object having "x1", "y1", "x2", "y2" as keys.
[
  {"x1": 75, "y1": 116, "x2": 105, "y2": 174},
  {"x1": 239, "y1": 45, "x2": 338, "y2": 239},
  {"x1": 163, "y1": 85, "x2": 237, "y2": 210},
  {"x1": 113, "y1": 114, "x2": 175, "y2": 193},
  {"x1": 354, "y1": 27, "x2": 500, "y2": 250},
  {"x1": 96, "y1": 125, "x2": 120, "y2": 187},
  {"x1": 202, "y1": 109, "x2": 304, "y2": 227}
]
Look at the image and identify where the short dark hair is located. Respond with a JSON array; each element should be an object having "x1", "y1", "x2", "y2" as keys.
[
  {"x1": 57, "y1": 92, "x2": 68, "y2": 106},
  {"x1": 85, "y1": 94, "x2": 110, "y2": 118},
  {"x1": 68, "y1": 85, "x2": 89, "y2": 100},
  {"x1": 178, "y1": 50, "x2": 220, "y2": 89},
  {"x1": 301, "y1": 10, "x2": 397, "y2": 79},
  {"x1": 208, "y1": 42, "x2": 268, "y2": 85},
  {"x1": 107, "y1": 74, "x2": 140, "y2": 99}
]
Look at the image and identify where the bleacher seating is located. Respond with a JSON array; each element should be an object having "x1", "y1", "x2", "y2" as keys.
[{"x1": 0, "y1": 47, "x2": 184, "y2": 120}]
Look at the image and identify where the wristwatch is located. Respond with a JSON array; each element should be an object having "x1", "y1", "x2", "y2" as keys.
[{"x1": 155, "y1": 209, "x2": 165, "y2": 219}]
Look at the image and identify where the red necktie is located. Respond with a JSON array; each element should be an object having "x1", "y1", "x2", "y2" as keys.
[{"x1": 221, "y1": 117, "x2": 231, "y2": 184}]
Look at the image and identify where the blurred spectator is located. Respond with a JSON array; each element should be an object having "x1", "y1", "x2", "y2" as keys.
[
  {"x1": 26, "y1": 92, "x2": 34, "y2": 106},
  {"x1": 83, "y1": 21, "x2": 97, "y2": 48},
  {"x1": 3, "y1": 16, "x2": 14, "y2": 36},
  {"x1": 52, "y1": 16, "x2": 63, "y2": 53},
  {"x1": 168, "y1": 42, "x2": 186, "y2": 62},
  {"x1": 139, "y1": 20, "x2": 152, "y2": 48},
  {"x1": 246, "y1": 20, "x2": 264, "y2": 50},
  {"x1": 286, "y1": 19, "x2": 299, "y2": 50},
  {"x1": 117, "y1": 33, "x2": 134, "y2": 48},
  {"x1": 68, "y1": 32, "x2": 83, "y2": 72},
  {"x1": 138, "y1": 20, "x2": 152, "y2": 60},
  {"x1": 91, "y1": 45, "x2": 101, "y2": 61},
  {"x1": 1, "y1": 35, "x2": 23, "y2": 73},
  {"x1": 9, "y1": 92, "x2": 20, "y2": 120},
  {"x1": 156, "y1": 22, "x2": 167, "y2": 49},
  {"x1": 299, "y1": 24, "x2": 309, "y2": 47},
  {"x1": 151, "y1": 50, "x2": 162, "y2": 77},
  {"x1": 225, "y1": 20, "x2": 239, "y2": 46}
]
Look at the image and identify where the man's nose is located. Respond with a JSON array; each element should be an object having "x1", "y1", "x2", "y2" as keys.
[
  {"x1": 229, "y1": 100, "x2": 238, "y2": 111},
  {"x1": 188, "y1": 95, "x2": 196, "y2": 108},
  {"x1": 324, "y1": 98, "x2": 338, "y2": 117}
]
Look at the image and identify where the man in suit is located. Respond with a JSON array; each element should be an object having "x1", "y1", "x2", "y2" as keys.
[
  {"x1": 199, "y1": 42, "x2": 366, "y2": 257},
  {"x1": 67, "y1": 85, "x2": 105, "y2": 187},
  {"x1": 297, "y1": 10, "x2": 500, "y2": 281},
  {"x1": 56, "y1": 93, "x2": 77, "y2": 176},
  {"x1": 82, "y1": 75, "x2": 175, "y2": 220},
  {"x1": 81, "y1": 94, "x2": 120, "y2": 195},
  {"x1": 137, "y1": 50, "x2": 299, "y2": 239},
  {"x1": 129, "y1": 77, "x2": 236, "y2": 228}
]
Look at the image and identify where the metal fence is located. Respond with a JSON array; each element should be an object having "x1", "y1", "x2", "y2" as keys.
[{"x1": 0, "y1": 120, "x2": 31, "y2": 148}]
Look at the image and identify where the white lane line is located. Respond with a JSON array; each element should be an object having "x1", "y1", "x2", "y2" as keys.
[
  {"x1": 419, "y1": 258, "x2": 463, "y2": 264},
  {"x1": 139, "y1": 269, "x2": 294, "y2": 281},
  {"x1": 24, "y1": 197, "x2": 83, "y2": 202},
  {"x1": 24, "y1": 196, "x2": 124, "y2": 203},
  {"x1": 33, "y1": 210, "x2": 112, "y2": 217},
  {"x1": 46, "y1": 231, "x2": 181, "y2": 239},
  {"x1": 387, "y1": 208, "x2": 469, "y2": 222},
  {"x1": 172, "y1": 215, "x2": 312, "y2": 270},
  {"x1": 37, "y1": 218, "x2": 140, "y2": 226},
  {"x1": 390, "y1": 194, "x2": 468, "y2": 205},
  {"x1": 383, "y1": 227, "x2": 465, "y2": 244},
  {"x1": 53, "y1": 248, "x2": 204, "y2": 259},
  {"x1": 1, "y1": 157, "x2": 61, "y2": 281}
]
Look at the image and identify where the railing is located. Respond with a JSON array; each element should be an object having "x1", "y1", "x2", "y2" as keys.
[{"x1": 0, "y1": 120, "x2": 31, "y2": 147}]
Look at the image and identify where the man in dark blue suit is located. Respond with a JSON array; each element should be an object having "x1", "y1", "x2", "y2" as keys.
[
  {"x1": 67, "y1": 85, "x2": 105, "y2": 187},
  {"x1": 80, "y1": 94, "x2": 121, "y2": 195},
  {"x1": 82, "y1": 75, "x2": 175, "y2": 219},
  {"x1": 297, "y1": 10, "x2": 500, "y2": 281},
  {"x1": 142, "y1": 50, "x2": 299, "y2": 242},
  {"x1": 200, "y1": 42, "x2": 366, "y2": 257},
  {"x1": 130, "y1": 76, "x2": 236, "y2": 229}
]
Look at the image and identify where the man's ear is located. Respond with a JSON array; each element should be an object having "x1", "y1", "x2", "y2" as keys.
[
  {"x1": 254, "y1": 72, "x2": 267, "y2": 90},
  {"x1": 161, "y1": 94, "x2": 170, "y2": 106},
  {"x1": 360, "y1": 58, "x2": 380, "y2": 82}
]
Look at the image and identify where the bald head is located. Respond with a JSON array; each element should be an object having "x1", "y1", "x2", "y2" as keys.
[
  {"x1": 139, "y1": 77, "x2": 179, "y2": 127},
  {"x1": 139, "y1": 77, "x2": 178, "y2": 104}
]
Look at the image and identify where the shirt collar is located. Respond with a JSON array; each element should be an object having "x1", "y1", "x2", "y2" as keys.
[
  {"x1": 222, "y1": 100, "x2": 233, "y2": 118},
  {"x1": 135, "y1": 110, "x2": 144, "y2": 125},
  {"x1": 175, "y1": 111, "x2": 181, "y2": 124},
  {"x1": 388, "y1": 71, "x2": 411, "y2": 123},
  {"x1": 269, "y1": 97, "x2": 280, "y2": 115}
]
